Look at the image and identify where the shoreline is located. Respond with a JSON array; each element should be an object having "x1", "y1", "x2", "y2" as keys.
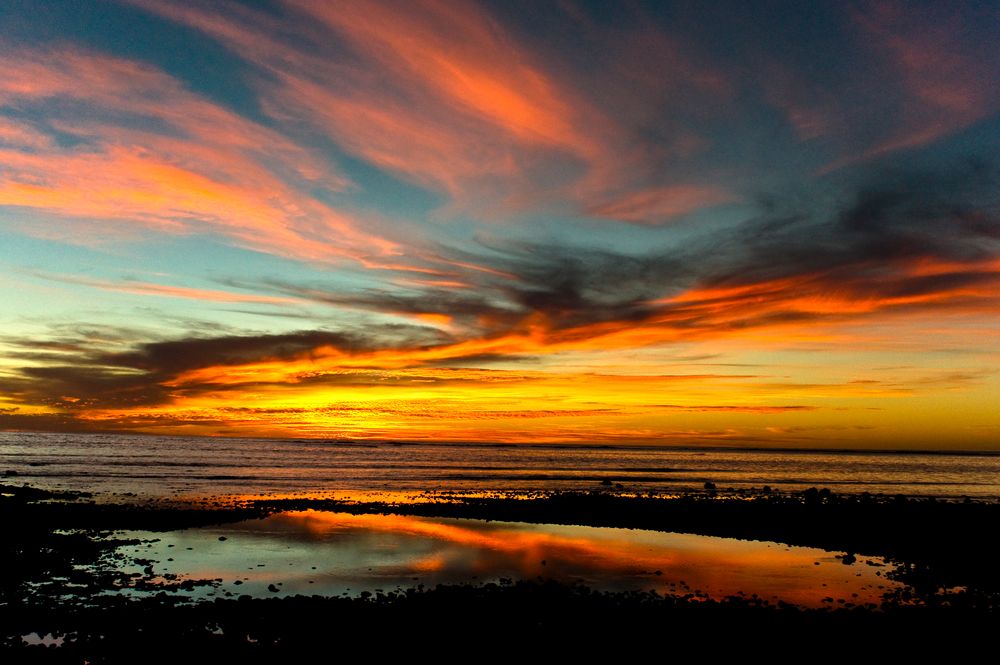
[{"x1": 3, "y1": 483, "x2": 998, "y2": 658}]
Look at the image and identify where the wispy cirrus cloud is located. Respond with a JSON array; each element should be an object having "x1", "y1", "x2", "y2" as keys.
[
  {"x1": 127, "y1": 0, "x2": 737, "y2": 222},
  {"x1": 585, "y1": 185, "x2": 734, "y2": 225},
  {"x1": 27, "y1": 270, "x2": 304, "y2": 306},
  {"x1": 821, "y1": 0, "x2": 1000, "y2": 170},
  {"x1": 0, "y1": 46, "x2": 399, "y2": 263}
]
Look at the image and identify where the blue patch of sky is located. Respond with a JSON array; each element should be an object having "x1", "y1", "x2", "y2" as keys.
[
  {"x1": 310, "y1": 151, "x2": 447, "y2": 223},
  {"x1": 12, "y1": 1, "x2": 267, "y2": 124}
]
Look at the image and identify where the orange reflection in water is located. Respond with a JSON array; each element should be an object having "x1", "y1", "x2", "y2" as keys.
[{"x1": 248, "y1": 510, "x2": 893, "y2": 607}]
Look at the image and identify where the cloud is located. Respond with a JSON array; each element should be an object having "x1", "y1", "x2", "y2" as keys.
[
  {"x1": 823, "y1": 0, "x2": 1000, "y2": 169},
  {"x1": 586, "y1": 185, "x2": 734, "y2": 224},
  {"x1": 127, "y1": 0, "x2": 733, "y2": 220},
  {"x1": 220, "y1": 404, "x2": 621, "y2": 421},
  {"x1": 0, "y1": 45, "x2": 398, "y2": 263},
  {"x1": 106, "y1": 327, "x2": 450, "y2": 376},
  {"x1": 238, "y1": 160, "x2": 999, "y2": 352},
  {"x1": 29, "y1": 271, "x2": 304, "y2": 305},
  {"x1": 0, "y1": 410, "x2": 105, "y2": 433},
  {"x1": 0, "y1": 325, "x2": 448, "y2": 410},
  {"x1": 651, "y1": 405, "x2": 816, "y2": 413}
]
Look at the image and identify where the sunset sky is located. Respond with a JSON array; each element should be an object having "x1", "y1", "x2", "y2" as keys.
[{"x1": 1, "y1": 0, "x2": 998, "y2": 448}]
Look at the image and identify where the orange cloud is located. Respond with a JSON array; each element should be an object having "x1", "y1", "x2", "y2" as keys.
[
  {"x1": 291, "y1": 0, "x2": 591, "y2": 154},
  {"x1": 0, "y1": 47, "x2": 399, "y2": 263},
  {"x1": 31, "y1": 271, "x2": 303, "y2": 306},
  {"x1": 75, "y1": 365, "x2": 817, "y2": 442},
  {"x1": 0, "y1": 117, "x2": 54, "y2": 149},
  {"x1": 146, "y1": 248, "x2": 999, "y2": 397},
  {"x1": 129, "y1": 0, "x2": 731, "y2": 220}
]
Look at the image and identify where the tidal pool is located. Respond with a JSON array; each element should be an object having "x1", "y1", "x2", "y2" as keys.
[{"x1": 112, "y1": 510, "x2": 899, "y2": 608}]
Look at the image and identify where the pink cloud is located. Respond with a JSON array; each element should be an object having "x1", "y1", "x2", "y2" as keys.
[
  {"x1": 824, "y1": 1, "x2": 999, "y2": 170},
  {"x1": 128, "y1": 0, "x2": 733, "y2": 222},
  {"x1": 30, "y1": 271, "x2": 304, "y2": 305},
  {"x1": 586, "y1": 185, "x2": 733, "y2": 224},
  {"x1": 0, "y1": 47, "x2": 399, "y2": 263}
]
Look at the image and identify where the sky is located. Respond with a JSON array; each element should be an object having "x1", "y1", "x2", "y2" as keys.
[{"x1": 1, "y1": 0, "x2": 998, "y2": 449}]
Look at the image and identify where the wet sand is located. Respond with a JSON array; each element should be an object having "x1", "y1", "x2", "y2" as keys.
[{"x1": 3, "y1": 483, "x2": 998, "y2": 659}]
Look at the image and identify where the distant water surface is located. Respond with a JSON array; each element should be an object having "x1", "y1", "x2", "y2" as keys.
[{"x1": 2, "y1": 431, "x2": 999, "y2": 499}]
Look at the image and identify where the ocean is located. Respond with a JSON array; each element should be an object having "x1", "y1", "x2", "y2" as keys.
[{"x1": 2, "y1": 431, "x2": 998, "y2": 500}]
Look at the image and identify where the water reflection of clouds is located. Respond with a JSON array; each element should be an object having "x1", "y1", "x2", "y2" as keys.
[{"x1": 124, "y1": 511, "x2": 897, "y2": 607}]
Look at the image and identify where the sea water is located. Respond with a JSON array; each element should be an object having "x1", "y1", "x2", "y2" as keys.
[{"x1": 3, "y1": 431, "x2": 998, "y2": 499}]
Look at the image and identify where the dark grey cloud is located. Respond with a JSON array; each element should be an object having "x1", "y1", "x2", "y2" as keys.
[
  {"x1": 0, "y1": 325, "x2": 448, "y2": 411},
  {"x1": 0, "y1": 411, "x2": 103, "y2": 433},
  {"x1": 236, "y1": 160, "x2": 998, "y2": 341},
  {"x1": 708, "y1": 160, "x2": 1000, "y2": 287}
]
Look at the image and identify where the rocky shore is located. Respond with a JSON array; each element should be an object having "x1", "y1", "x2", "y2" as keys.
[{"x1": 3, "y1": 483, "x2": 997, "y2": 660}]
